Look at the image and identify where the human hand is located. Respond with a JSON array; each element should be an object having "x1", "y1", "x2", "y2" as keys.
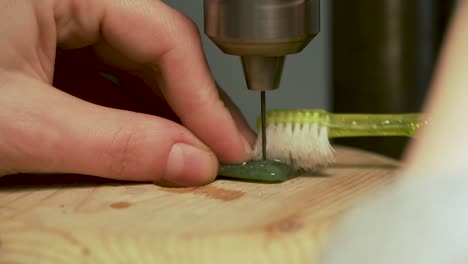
[{"x1": 0, "y1": 0, "x2": 255, "y2": 186}]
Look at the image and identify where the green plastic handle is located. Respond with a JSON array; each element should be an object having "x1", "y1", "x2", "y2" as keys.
[{"x1": 258, "y1": 109, "x2": 429, "y2": 138}]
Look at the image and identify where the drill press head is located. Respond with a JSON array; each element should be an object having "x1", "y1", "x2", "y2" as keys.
[{"x1": 204, "y1": 0, "x2": 320, "y2": 91}]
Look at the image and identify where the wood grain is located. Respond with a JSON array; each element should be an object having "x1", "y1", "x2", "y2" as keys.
[{"x1": 0, "y1": 146, "x2": 401, "y2": 264}]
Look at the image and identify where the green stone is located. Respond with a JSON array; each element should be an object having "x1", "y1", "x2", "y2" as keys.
[{"x1": 218, "y1": 160, "x2": 293, "y2": 182}]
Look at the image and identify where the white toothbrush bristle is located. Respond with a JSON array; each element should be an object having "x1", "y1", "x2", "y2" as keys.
[{"x1": 253, "y1": 122, "x2": 335, "y2": 171}]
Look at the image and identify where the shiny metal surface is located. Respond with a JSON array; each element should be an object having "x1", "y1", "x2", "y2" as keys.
[
  {"x1": 241, "y1": 56, "x2": 284, "y2": 91},
  {"x1": 204, "y1": 0, "x2": 320, "y2": 91},
  {"x1": 260, "y1": 91, "x2": 267, "y2": 160}
]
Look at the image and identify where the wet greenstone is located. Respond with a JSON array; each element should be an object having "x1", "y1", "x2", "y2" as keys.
[{"x1": 218, "y1": 160, "x2": 293, "y2": 182}]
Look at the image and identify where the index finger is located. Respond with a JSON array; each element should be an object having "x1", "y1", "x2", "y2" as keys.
[{"x1": 57, "y1": 0, "x2": 252, "y2": 163}]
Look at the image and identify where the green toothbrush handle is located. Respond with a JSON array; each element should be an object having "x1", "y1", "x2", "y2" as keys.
[
  {"x1": 327, "y1": 113, "x2": 428, "y2": 138},
  {"x1": 260, "y1": 109, "x2": 429, "y2": 138}
]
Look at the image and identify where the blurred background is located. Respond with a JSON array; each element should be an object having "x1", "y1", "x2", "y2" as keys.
[{"x1": 164, "y1": 0, "x2": 456, "y2": 159}]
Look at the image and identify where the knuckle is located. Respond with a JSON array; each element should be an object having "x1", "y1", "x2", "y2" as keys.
[
  {"x1": 106, "y1": 125, "x2": 143, "y2": 179},
  {"x1": 181, "y1": 16, "x2": 201, "y2": 37},
  {"x1": 170, "y1": 11, "x2": 201, "y2": 41}
]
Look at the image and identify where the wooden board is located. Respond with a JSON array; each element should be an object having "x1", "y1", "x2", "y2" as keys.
[{"x1": 0, "y1": 146, "x2": 401, "y2": 263}]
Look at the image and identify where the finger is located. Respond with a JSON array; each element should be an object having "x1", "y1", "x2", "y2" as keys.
[
  {"x1": 217, "y1": 87, "x2": 257, "y2": 147},
  {"x1": 55, "y1": 48, "x2": 256, "y2": 148},
  {"x1": 53, "y1": 48, "x2": 180, "y2": 122},
  {"x1": 55, "y1": 0, "x2": 252, "y2": 163},
  {"x1": 0, "y1": 72, "x2": 217, "y2": 186}
]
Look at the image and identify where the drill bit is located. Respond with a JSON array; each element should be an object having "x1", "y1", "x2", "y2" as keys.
[{"x1": 261, "y1": 91, "x2": 267, "y2": 160}]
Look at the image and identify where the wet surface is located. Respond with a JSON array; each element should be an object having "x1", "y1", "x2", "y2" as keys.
[{"x1": 218, "y1": 160, "x2": 293, "y2": 182}]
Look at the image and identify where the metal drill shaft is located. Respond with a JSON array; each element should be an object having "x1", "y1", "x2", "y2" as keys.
[{"x1": 261, "y1": 91, "x2": 267, "y2": 160}]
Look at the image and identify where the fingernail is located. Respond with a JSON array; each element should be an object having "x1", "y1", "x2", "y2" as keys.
[
  {"x1": 164, "y1": 143, "x2": 218, "y2": 186},
  {"x1": 241, "y1": 134, "x2": 253, "y2": 156},
  {"x1": 242, "y1": 128, "x2": 257, "y2": 149}
]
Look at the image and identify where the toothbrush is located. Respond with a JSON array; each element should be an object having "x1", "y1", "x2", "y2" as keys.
[{"x1": 252, "y1": 109, "x2": 429, "y2": 171}]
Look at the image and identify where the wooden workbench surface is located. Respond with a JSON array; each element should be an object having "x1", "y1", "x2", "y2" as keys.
[{"x1": 0, "y1": 146, "x2": 400, "y2": 264}]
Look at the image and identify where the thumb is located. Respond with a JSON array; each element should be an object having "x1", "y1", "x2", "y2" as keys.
[{"x1": 0, "y1": 72, "x2": 217, "y2": 186}]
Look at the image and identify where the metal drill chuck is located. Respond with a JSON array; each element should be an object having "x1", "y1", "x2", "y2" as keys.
[{"x1": 204, "y1": 0, "x2": 320, "y2": 91}]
